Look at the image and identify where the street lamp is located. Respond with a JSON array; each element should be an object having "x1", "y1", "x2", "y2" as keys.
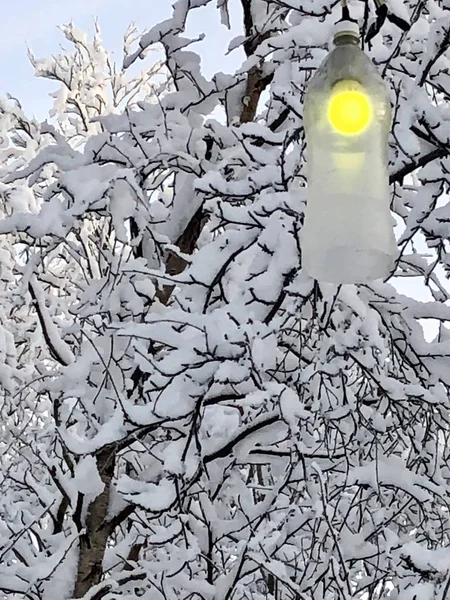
[{"x1": 301, "y1": 20, "x2": 397, "y2": 284}]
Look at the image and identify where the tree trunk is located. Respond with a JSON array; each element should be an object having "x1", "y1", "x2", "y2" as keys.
[{"x1": 73, "y1": 448, "x2": 115, "y2": 598}]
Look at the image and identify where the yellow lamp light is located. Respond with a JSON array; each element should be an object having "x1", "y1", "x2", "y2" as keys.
[{"x1": 328, "y1": 80, "x2": 372, "y2": 135}]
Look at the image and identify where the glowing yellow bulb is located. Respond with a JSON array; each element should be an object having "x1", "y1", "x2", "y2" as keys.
[{"x1": 328, "y1": 80, "x2": 372, "y2": 135}]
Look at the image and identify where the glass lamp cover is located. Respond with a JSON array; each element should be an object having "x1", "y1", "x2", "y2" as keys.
[{"x1": 301, "y1": 21, "x2": 397, "y2": 284}]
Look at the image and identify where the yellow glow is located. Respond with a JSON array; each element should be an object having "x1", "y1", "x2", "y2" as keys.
[{"x1": 328, "y1": 80, "x2": 372, "y2": 135}]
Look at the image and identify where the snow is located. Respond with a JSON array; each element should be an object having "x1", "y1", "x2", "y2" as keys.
[
  {"x1": 73, "y1": 455, "x2": 105, "y2": 498},
  {"x1": 39, "y1": 534, "x2": 79, "y2": 600},
  {"x1": 29, "y1": 277, "x2": 74, "y2": 366},
  {"x1": 348, "y1": 455, "x2": 444, "y2": 502},
  {"x1": 60, "y1": 407, "x2": 127, "y2": 455},
  {"x1": 2, "y1": 2, "x2": 450, "y2": 599},
  {"x1": 401, "y1": 541, "x2": 450, "y2": 573},
  {"x1": 109, "y1": 178, "x2": 137, "y2": 243},
  {"x1": 398, "y1": 583, "x2": 434, "y2": 600},
  {"x1": 228, "y1": 35, "x2": 246, "y2": 53},
  {"x1": 116, "y1": 475, "x2": 176, "y2": 512}
]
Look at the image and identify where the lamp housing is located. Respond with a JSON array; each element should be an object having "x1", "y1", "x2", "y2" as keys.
[{"x1": 301, "y1": 21, "x2": 396, "y2": 283}]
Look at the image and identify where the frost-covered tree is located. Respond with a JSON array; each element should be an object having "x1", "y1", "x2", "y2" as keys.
[{"x1": 1, "y1": 1, "x2": 450, "y2": 599}]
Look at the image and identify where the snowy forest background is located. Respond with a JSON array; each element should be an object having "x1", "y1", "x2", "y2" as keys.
[{"x1": 0, "y1": 0, "x2": 450, "y2": 598}]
